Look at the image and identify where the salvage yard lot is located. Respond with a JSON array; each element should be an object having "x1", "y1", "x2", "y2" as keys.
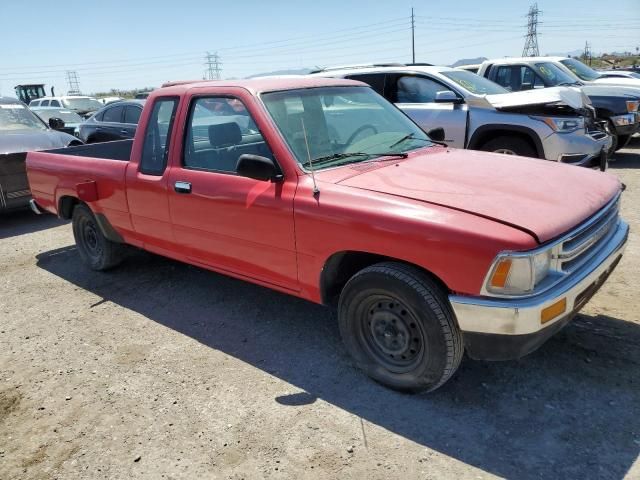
[{"x1": 1, "y1": 141, "x2": 639, "y2": 479}]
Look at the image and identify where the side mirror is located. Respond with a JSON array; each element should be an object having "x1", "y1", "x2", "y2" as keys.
[
  {"x1": 236, "y1": 154, "x2": 282, "y2": 182},
  {"x1": 434, "y1": 91, "x2": 462, "y2": 104},
  {"x1": 427, "y1": 127, "x2": 446, "y2": 142},
  {"x1": 48, "y1": 117, "x2": 65, "y2": 130}
]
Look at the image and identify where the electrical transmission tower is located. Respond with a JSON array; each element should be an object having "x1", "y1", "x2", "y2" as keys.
[
  {"x1": 522, "y1": 3, "x2": 541, "y2": 57},
  {"x1": 583, "y1": 41, "x2": 593, "y2": 66},
  {"x1": 204, "y1": 52, "x2": 222, "y2": 80},
  {"x1": 66, "y1": 70, "x2": 81, "y2": 95}
]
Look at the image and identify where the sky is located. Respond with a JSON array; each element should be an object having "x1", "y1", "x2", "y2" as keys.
[{"x1": 1, "y1": 0, "x2": 639, "y2": 96}]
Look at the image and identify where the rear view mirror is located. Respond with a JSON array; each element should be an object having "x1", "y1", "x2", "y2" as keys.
[
  {"x1": 427, "y1": 127, "x2": 446, "y2": 142},
  {"x1": 434, "y1": 91, "x2": 462, "y2": 103},
  {"x1": 48, "y1": 117, "x2": 65, "y2": 130},
  {"x1": 236, "y1": 154, "x2": 282, "y2": 182}
]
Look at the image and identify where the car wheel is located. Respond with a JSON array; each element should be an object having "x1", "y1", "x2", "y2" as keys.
[
  {"x1": 338, "y1": 262, "x2": 464, "y2": 393},
  {"x1": 72, "y1": 204, "x2": 125, "y2": 271},
  {"x1": 615, "y1": 134, "x2": 631, "y2": 152},
  {"x1": 480, "y1": 136, "x2": 537, "y2": 158}
]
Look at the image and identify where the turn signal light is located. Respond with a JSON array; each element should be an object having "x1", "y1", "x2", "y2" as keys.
[
  {"x1": 490, "y1": 259, "x2": 512, "y2": 288},
  {"x1": 626, "y1": 101, "x2": 639, "y2": 113},
  {"x1": 541, "y1": 298, "x2": 567, "y2": 324}
]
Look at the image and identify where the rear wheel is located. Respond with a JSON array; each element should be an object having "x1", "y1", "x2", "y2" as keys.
[
  {"x1": 72, "y1": 204, "x2": 125, "y2": 271},
  {"x1": 338, "y1": 262, "x2": 463, "y2": 393},
  {"x1": 480, "y1": 136, "x2": 537, "y2": 158}
]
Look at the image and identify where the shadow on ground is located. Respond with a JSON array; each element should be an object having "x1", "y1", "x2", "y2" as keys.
[
  {"x1": 0, "y1": 210, "x2": 67, "y2": 240},
  {"x1": 36, "y1": 246, "x2": 640, "y2": 479}
]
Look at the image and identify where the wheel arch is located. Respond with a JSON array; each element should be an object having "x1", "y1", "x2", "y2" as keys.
[
  {"x1": 320, "y1": 250, "x2": 449, "y2": 305},
  {"x1": 467, "y1": 124, "x2": 544, "y2": 158},
  {"x1": 58, "y1": 195, "x2": 123, "y2": 243}
]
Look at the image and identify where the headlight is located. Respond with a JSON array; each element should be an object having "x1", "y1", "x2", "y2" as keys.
[
  {"x1": 486, "y1": 249, "x2": 552, "y2": 295},
  {"x1": 540, "y1": 117, "x2": 585, "y2": 133},
  {"x1": 626, "y1": 100, "x2": 639, "y2": 113}
]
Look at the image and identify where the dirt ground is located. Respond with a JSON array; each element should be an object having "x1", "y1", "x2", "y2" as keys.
[{"x1": 1, "y1": 140, "x2": 639, "y2": 480}]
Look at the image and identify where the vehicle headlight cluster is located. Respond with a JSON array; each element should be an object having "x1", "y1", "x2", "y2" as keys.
[
  {"x1": 485, "y1": 249, "x2": 552, "y2": 296},
  {"x1": 626, "y1": 100, "x2": 639, "y2": 113},
  {"x1": 540, "y1": 116, "x2": 585, "y2": 133}
]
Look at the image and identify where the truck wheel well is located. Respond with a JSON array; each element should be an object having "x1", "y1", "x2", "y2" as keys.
[
  {"x1": 58, "y1": 196, "x2": 81, "y2": 219},
  {"x1": 320, "y1": 251, "x2": 448, "y2": 305},
  {"x1": 469, "y1": 128, "x2": 542, "y2": 158}
]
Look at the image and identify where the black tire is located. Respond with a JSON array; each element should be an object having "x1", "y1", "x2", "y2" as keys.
[
  {"x1": 72, "y1": 204, "x2": 125, "y2": 271},
  {"x1": 603, "y1": 121, "x2": 618, "y2": 157},
  {"x1": 615, "y1": 134, "x2": 631, "y2": 152},
  {"x1": 338, "y1": 262, "x2": 464, "y2": 393},
  {"x1": 480, "y1": 136, "x2": 537, "y2": 158}
]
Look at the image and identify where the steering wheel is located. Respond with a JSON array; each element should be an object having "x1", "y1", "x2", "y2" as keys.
[{"x1": 346, "y1": 124, "x2": 378, "y2": 145}]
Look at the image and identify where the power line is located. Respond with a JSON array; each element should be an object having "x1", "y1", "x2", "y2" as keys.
[
  {"x1": 523, "y1": 2, "x2": 541, "y2": 56},
  {"x1": 411, "y1": 7, "x2": 416, "y2": 63}
]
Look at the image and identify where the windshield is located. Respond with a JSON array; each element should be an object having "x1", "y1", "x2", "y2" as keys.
[
  {"x1": 534, "y1": 62, "x2": 579, "y2": 85},
  {"x1": 559, "y1": 58, "x2": 602, "y2": 81},
  {"x1": 33, "y1": 108, "x2": 83, "y2": 124},
  {"x1": 441, "y1": 70, "x2": 507, "y2": 95},
  {"x1": 62, "y1": 97, "x2": 103, "y2": 112},
  {"x1": 262, "y1": 86, "x2": 432, "y2": 170},
  {"x1": 0, "y1": 104, "x2": 47, "y2": 131}
]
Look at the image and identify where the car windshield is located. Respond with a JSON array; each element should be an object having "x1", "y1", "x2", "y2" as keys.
[
  {"x1": 0, "y1": 103, "x2": 47, "y2": 131},
  {"x1": 62, "y1": 97, "x2": 103, "y2": 111},
  {"x1": 441, "y1": 70, "x2": 508, "y2": 95},
  {"x1": 262, "y1": 86, "x2": 432, "y2": 170},
  {"x1": 534, "y1": 62, "x2": 579, "y2": 85},
  {"x1": 33, "y1": 108, "x2": 83, "y2": 124},
  {"x1": 559, "y1": 58, "x2": 602, "y2": 81}
]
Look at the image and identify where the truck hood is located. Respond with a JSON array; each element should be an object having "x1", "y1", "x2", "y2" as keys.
[
  {"x1": 320, "y1": 148, "x2": 620, "y2": 243},
  {"x1": 592, "y1": 77, "x2": 640, "y2": 89},
  {"x1": 0, "y1": 129, "x2": 75, "y2": 155},
  {"x1": 482, "y1": 86, "x2": 588, "y2": 110},
  {"x1": 581, "y1": 83, "x2": 640, "y2": 99}
]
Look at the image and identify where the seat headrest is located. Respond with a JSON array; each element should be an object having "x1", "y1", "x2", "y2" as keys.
[{"x1": 208, "y1": 122, "x2": 241, "y2": 148}]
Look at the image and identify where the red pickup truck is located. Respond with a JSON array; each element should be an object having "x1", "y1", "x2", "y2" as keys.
[{"x1": 26, "y1": 77, "x2": 628, "y2": 392}]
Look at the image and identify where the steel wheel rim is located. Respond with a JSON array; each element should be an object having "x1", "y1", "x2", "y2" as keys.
[
  {"x1": 357, "y1": 295, "x2": 425, "y2": 373},
  {"x1": 493, "y1": 148, "x2": 517, "y2": 155},
  {"x1": 81, "y1": 217, "x2": 102, "y2": 258}
]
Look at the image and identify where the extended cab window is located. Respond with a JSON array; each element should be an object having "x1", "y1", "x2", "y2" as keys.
[
  {"x1": 183, "y1": 97, "x2": 272, "y2": 173},
  {"x1": 50, "y1": 100, "x2": 61, "y2": 107},
  {"x1": 140, "y1": 98, "x2": 178, "y2": 175},
  {"x1": 394, "y1": 75, "x2": 452, "y2": 103}
]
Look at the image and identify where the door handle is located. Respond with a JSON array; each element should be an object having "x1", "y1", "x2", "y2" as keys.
[
  {"x1": 120, "y1": 129, "x2": 128, "y2": 134},
  {"x1": 174, "y1": 181, "x2": 192, "y2": 194}
]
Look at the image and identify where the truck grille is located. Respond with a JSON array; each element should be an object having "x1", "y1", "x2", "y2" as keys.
[{"x1": 557, "y1": 195, "x2": 620, "y2": 273}]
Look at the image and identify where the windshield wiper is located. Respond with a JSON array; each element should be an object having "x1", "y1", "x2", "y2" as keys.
[
  {"x1": 389, "y1": 132, "x2": 447, "y2": 149},
  {"x1": 302, "y1": 151, "x2": 408, "y2": 168},
  {"x1": 558, "y1": 81, "x2": 583, "y2": 87}
]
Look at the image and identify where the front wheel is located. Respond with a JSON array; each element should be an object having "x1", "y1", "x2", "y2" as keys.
[
  {"x1": 479, "y1": 136, "x2": 537, "y2": 158},
  {"x1": 72, "y1": 204, "x2": 125, "y2": 271},
  {"x1": 615, "y1": 134, "x2": 631, "y2": 152},
  {"x1": 338, "y1": 262, "x2": 464, "y2": 393}
]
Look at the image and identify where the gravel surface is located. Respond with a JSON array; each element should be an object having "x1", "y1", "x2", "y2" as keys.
[{"x1": 1, "y1": 140, "x2": 639, "y2": 480}]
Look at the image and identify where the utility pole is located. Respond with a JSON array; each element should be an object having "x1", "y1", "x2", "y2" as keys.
[
  {"x1": 204, "y1": 51, "x2": 222, "y2": 80},
  {"x1": 522, "y1": 3, "x2": 541, "y2": 57},
  {"x1": 66, "y1": 70, "x2": 81, "y2": 95},
  {"x1": 411, "y1": 8, "x2": 415, "y2": 63},
  {"x1": 584, "y1": 41, "x2": 593, "y2": 66}
]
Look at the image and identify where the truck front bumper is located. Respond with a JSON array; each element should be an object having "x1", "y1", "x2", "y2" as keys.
[
  {"x1": 449, "y1": 220, "x2": 629, "y2": 361},
  {"x1": 543, "y1": 129, "x2": 612, "y2": 168}
]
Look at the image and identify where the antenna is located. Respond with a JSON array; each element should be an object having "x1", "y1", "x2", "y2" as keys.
[{"x1": 301, "y1": 118, "x2": 320, "y2": 196}]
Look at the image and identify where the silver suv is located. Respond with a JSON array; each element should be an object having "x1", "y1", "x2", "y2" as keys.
[{"x1": 312, "y1": 64, "x2": 611, "y2": 169}]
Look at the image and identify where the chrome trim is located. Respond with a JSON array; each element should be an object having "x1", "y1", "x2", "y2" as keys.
[
  {"x1": 29, "y1": 199, "x2": 43, "y2": 215},
  {"x1": 480, "y1": 192, "x2": 621, "y2": 299},
  {"x1": 451, "y1": 220, "x2": 628, "y2": 336}
]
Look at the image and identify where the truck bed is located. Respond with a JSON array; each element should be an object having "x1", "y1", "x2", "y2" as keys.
[{"x1": 26, "y1": 140, "x2": 132, "y2": 218}]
